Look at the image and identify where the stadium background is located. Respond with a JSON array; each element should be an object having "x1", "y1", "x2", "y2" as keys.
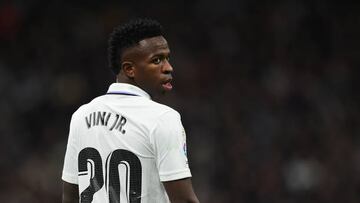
[{"x1": 0, "y1": 1, "x2": 359, "y2": 202}]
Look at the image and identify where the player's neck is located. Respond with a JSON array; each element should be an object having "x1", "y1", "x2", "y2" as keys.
[
  {"x1": 116, "y1": 74, "x2": 136, "y2": 85},
  {"x1": 115, "y1": 74, "x2": 154, "y2": 99}
]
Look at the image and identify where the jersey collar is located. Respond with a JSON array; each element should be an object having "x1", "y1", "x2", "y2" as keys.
[{"x1": 106, "y1": 83, "x2": 151, "y2": 99}]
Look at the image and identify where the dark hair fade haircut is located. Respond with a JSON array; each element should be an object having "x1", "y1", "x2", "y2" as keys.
[{"x1": 108, "y1": 18, "x2": 164, "y2": 75}]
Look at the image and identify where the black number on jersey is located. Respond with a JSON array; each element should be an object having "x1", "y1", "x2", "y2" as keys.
[
  {"x1": 108, "y1": 150, "x2": 142, "y2": 203},
  {"x1": 78, "y1": 148, "x2": 142, "y2": 203},
  {"x1": 78, "y1": 148, "x2": 104, "y2": 202}
]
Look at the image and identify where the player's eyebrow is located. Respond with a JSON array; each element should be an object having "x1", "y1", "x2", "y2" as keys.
[
  {"x1": 151, "y1": 52, "x2": 170, "y2": 58},
  {"x1": 151, "y1": 49, "x2": 170, "y2": 57}
]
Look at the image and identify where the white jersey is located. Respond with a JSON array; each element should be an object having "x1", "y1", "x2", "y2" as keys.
[{"x1": 62, "y1": 83, "x2": 191, "y2": 203}]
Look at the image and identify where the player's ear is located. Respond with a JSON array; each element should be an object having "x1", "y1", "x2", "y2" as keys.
[{"x1": 121, "y1": 61, "x2": 135, "y2": 79}]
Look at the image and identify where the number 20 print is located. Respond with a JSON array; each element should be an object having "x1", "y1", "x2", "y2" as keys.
[{"x1": 78, "y1": 148, "x2": 142, "y2": 203}]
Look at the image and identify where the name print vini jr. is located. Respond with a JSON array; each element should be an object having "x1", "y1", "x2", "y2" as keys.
[{"x1": 84, "y1": 111, "x2": 127, "y2": 134}]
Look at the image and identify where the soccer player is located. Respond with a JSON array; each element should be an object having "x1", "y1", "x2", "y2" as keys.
[{"x1": 61, "y1": 18, "x2": 200, "y2": 203}]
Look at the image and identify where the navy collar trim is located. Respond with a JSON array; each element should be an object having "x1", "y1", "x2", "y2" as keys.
[
  {"x1": 106, "y1": 83, "x2": 151, "y2": 99},
  {"x1": 106, "y1": 91, "x2": 139, "y2": 96}
]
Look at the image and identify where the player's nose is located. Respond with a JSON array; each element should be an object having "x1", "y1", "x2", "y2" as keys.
[{"x1": 162, "y1": 60, "x2": 173, "y2": 74}]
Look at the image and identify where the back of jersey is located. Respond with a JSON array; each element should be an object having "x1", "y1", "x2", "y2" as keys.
[{"x1": 62, "y1": 84, "x2": 191, "y2": 203}]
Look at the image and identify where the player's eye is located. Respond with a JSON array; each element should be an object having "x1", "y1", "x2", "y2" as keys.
[
  {"x1": 165, "y1": 56, "x2": 170, "y2": 62},
  {"x1": 152, "y1": 57, "x2": 161, "y2": 64}
]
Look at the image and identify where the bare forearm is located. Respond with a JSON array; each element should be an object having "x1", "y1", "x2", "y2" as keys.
[
  {"x1": 62, "y1": 195, "x2": 78, "y2": 203},
  {"x1": 163, "y1": 178, "x2": 200, "y2": 203},
  {"x1": 62, "y1": 181, "x2": 79, "y2": 203}
]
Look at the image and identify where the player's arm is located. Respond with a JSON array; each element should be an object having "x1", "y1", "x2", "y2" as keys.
[
  {"x1": 62, "y1": 181, "x2": 79, "y2": 203},
  {"x1": 62, "y1": 112, "x2": 81, "y2": 203},
  {"x1": 152, "y1": 111, "x2": 200, "y2": 202},
  {"x1": 163, "y1": 178, "x2": 200, "y2": 203}
]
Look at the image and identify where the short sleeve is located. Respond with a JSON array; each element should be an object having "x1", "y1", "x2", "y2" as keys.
[
  {"x1": 62, "y1": 113, "x2": 79, "y2": 184},
  {"x1": 151, "y1": 110, "x2": 192, "y2": 182}
]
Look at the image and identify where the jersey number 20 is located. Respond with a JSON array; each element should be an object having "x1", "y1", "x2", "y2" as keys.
[{"x1": 78, "y1": 147, "x2": 142, "y2": 203}]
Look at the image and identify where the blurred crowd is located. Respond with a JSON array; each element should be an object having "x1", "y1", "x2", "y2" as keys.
[{"x1": 0, "y1": 0, "x2": 359, "y2": 202}]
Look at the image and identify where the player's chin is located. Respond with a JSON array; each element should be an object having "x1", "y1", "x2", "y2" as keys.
[
  {"x1": 151, "y1": 87, "x2": 170, "y2": 98},
  {"x1": 160, "y1": 88, "x2": 171, "y2": 95}
]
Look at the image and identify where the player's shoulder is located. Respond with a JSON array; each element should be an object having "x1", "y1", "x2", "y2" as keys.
[
  {"x1": 146, "y1": 99, "x2": 181, "y2": 118},
  {"x1": 70, "y1": 102, "x2": 89, "y2": 122}
]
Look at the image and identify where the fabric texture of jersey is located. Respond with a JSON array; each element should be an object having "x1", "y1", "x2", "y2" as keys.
[{"x1": 62, "y1": 83, "x2": 191, "y2": 203}]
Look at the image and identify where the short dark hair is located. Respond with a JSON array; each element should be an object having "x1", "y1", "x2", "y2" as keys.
[{"x1": 108, "y1": 18, "x2": 164, "y2": 75}]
